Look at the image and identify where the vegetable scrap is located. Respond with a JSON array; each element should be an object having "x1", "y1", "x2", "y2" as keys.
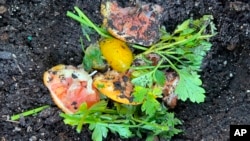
[
  {"x1": 101, "y1": 0, "x2": 164, "y2": 46},
  {"x1": 93, "y1": 70, "x2": 138, "y2": 105},
  {"x1": 82, "y1": 42, "x2": 107, "y2": 72},
  {"x1": 99, "y1": 38, "x2": 133, "y2": 72},
  {"x1": 162, "y1": 71, "x2": 179, "y2": 109},
  {"x1": 43, "y1": 64, "x2": 100, "y2": 114}
]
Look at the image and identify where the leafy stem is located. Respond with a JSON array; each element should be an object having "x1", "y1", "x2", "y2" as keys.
[
  {"x1": 67, "y1": 7, "x2": 112, "y2": 38},
  {"x1": 131, "y1": 15, "x2": 217, "y2": 103},
  {"x1": 61, "y1": 101, "x2": 181, "y2": 141},
  {"x1": 10, "y1": 105, "x2": 50, "y2": 121}
]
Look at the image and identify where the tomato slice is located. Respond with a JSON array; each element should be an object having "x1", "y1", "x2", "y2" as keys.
[{"x1": 43, "y1": 64, "x2": 100, "y2": 114}]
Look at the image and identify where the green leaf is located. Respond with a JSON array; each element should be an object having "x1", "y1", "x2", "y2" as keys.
[
  {"x1": 108, "y1": 124, "x2": 133, "y2": 138},
  {"x1": 173, "y1": 19, "x2": 191, "y2": 34},
  {"x1": 192, "y1": 41, "x2": 212, "y2": 56},
  {"x1": 88, "y1": 100, "x2": 107, "y2": 112},
  {"x1": 150, "y1": 86, "x2": 163, "y2": 97},
  {"x1": 154, "y1": 70, "x2": 166, "y2": 86},
  {"x1": 141, "y1": 95, "x2": 161, "y2": 117},
  {"x1": 145, "y1": 135, "x2": 155, "y2": 141},
  {"x1": 114, "y1": 103, "x2": 137, "y2": 116},
  {"x1": 60, "y1": 113, "x2": 82, "y2": 126},
  {"x1": 131, "y1": 72, "x2": 153, "y2": 87},
  {"x1": 132, "y1": 86, "x2": 148, "y2": 103},
  {"x1": 76, "y1": 102, "x2": 88, "y2": 113},
  {"x1": 89, "y1": 123, "x2": 108, "y2": 141},
  {"x1": 175, "y1": 68, "x2": 205, "y2": 103}
]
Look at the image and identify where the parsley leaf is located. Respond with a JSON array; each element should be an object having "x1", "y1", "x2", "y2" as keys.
[
  {"x1": 133, "y1": 86, "x2": 163, "y2": 116},
  {"x1": 133, "y1": 15, "x2": 216, "y2": 103},
  {"x1": 131, "y1": 71, "x2": 153, "y2": 87},
  {"x1": 132, "y1": 86, "x2": 148, "y2": 103},
  {"x1": 108, "y1": 124, "x2": 133, "y2": 138},
  {"x1": 61, "y1": 100, "x2": 181, "y2": 141},
  {"x1": 154, "y1": 70, "x2": 166, "y2": 86},
  {"x1": 89, "y1": 123, "x2": 108, "y2": 141},
  {"x1": 141, "y1": 94, "x2": 161, "y2": 117},
  {"x1": 175, "y1": 68, "x2": 205, "y2": 103}
]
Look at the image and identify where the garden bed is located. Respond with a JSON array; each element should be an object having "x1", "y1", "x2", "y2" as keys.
[{"x1": 0, "y1": 0, "x2": 249, "y2": 140}]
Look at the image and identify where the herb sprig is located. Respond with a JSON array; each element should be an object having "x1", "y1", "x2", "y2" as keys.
[
  {"x1": 60, "y1": 101, "x2": 182, "y2": 141},
  {"x1": 131, "y1": 15, "x2": 217, "y2": 103}
]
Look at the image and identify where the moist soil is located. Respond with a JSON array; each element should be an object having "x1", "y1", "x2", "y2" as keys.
[{"x1": 0, "y1": 0, "x2": 249, "y2": 140}]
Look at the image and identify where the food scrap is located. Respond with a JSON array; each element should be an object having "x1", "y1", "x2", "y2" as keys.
[
  {"x1": 162, "y1": 71, "x2": 179, "y2": 109},
  {"x1": 43, "y1": 64, "x2": 100, "y2": 114},
  {"x1": 101, "y1": 0, "x2": 164, "y2": 46},
  {"x1": 93, "y1": 70, "x2": 138, "y2": 105},
  {"x1": 99, "y1": 38, "x2": 133, "y2": 72},
  {"x1": 42, "y1": 2, "x2": 217, "y2": 140}
]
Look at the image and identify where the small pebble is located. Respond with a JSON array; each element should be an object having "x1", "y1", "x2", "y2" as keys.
[
  {"x1": 26, "y1": 126, "x2": 33, "y2": 132},
  {"x1": 0, "y1": 5, "x2": 7, "y2": 14},
  {"x1": 0, "y1": 80, "x2": 4, "y2": 87},
  {"x1": 0, "y1": 51, "x2": 12, "y2": 59},
  {"x1": 29, "y1": 136, "x2": 37, "y2": 141},
  {"x1": 223, "y1": 60, "x2": 227, "y2": 66},
  {"x1": 13, "y1": 127, "x2": 21, "y2": 132},
  {"x1": 229, "y1": 73, "x2": 233, "y2": 77},
  {"x1": 0, "y1": 0, "x2": 6, "y2": 4}
]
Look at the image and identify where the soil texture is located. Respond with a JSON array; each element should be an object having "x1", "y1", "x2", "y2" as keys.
[{"x1": 0, "y1": 0, "x2": 250, "y2": 140}]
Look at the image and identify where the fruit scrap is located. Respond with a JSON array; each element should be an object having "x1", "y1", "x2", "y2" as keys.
[
  {"x1": 43, "y1": 64, "x2": 100, "y2": 114},
  {"x1": 101, "y1": 0, "x2": 164, "y2": 46},
  {"x1": 162, "y1": 71, "x2": 179, "y2": 109},
  {"x1": 99, "y1": 38, "x2": 133, "y2": 72},
  {"x1": 93, "y1": 70, "x2": 139, "y2": 105}
]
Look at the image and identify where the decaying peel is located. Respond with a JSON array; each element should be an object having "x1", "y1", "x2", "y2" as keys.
[
  {"x1": 93, "y1": 70, "x2": 139, "y2": 105},
  {"x1": 43, "y1": 64, "x2": 100, "y2": 114},
  {"x1": 162, "y1": 71, "x2": 179, "y2": 109},
  {"x1": 101, "y1": 0, "x2": 164, "y2": 46}
]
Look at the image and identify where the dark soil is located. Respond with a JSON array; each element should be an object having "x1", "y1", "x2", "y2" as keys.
[{"x1": 1, "y1": 0, "x2": 249, "y2": 140}]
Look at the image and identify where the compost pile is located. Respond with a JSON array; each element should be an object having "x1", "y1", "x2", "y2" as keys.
[{"x1": 0, "y1": 0, "x2": 249, "y2": 140}]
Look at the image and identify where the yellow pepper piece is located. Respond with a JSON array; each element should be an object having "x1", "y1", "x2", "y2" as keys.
[{"x1": 99, "y1": 38, "x2": 133, "y2": 72}]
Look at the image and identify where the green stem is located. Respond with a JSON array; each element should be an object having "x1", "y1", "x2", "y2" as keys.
[
  {"x1": 131, "y1": 117, "x2": 169, "y2": 131},
  {"x1": 158, "y1": 54, "x2": 179, "y2": 72},
  {"x1": 153, "y1": 59, "x2": 164, "y2": 72},
  {"x1": 199, "y1": 34, "x2": 216, "y2": 39},
  {"x1": 157, "y1": 52, "x2": 184, "y2": 65},
  {"x1": 67, "y1": 7, "x2": 112, "y2": 38},
  {"x1": 131, "y1": 44, "x2": 148, "y2": 51},
  {"x1": 130, "y1": 65, "x2": 171, "y2": 70},
  {"x1": 11, "y1": 105, "x2": 50, "y2": 121}
]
